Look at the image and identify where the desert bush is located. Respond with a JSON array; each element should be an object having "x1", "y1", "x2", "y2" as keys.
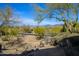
[
  {"x1": 0, "y1": 26, "x2": 10, "y2": 35},
  {"x1": 75, "y1": 24, "x2": 79, "y2": 33},
  {"x1": 0, "y1": 26, "x2": 20, "y2": 36},
  {"x1": 33, "y1": 27, "x2": 46, "y2": 40},
  {"x1": 45, "y1": 26, "x2": 63, "y2": 37},
  {"x1": 50, "y1": 26, "x2": 63, "y2": 34},
  {"x1": 51, "y1": 26, "x2": 63, "y2": 33},
  {"x1": 10, "y1": 27, "x2": 20, "y2": 36},
  {"x1": 1, "y1": 35, "x2": 12, "y2": 41},
  {"x1": 22, "y1": 26, "x2": 32, "y2": 33}
]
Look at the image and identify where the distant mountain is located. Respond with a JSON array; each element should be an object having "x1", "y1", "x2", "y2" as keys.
[
  {"x1": 35, "y1": 24, "x2": 64, "y2": 28},
  {"x1": 19, "y1": 24, "x2": 64, "y2": 28}
]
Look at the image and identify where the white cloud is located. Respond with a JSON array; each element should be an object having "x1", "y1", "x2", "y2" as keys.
[
  {"x1": 18, "y1": 17, "x2": 64, "y2": 26},
  {"x1": 18, "y1": 18, "x2": 37, "y2": 25},
  {"x1": 39, "y1": 19, "x2": 63, "y2": 25},
  {"x1": 13, "y1": 11, "x2": 63, "y2": 26}
]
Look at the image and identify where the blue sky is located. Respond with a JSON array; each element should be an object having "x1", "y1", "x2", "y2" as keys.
[{"x1": 0, "y1": 3, "x2": 63, "y2": 26}]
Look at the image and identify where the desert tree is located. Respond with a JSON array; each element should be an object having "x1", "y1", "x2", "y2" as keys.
[
  {"x1": 0, "y1": 5, "x2": 19, "y2": 27},
  {"x1": 33, "y1": 3, "x2": 79, "y2": 33},
  {"x1": 33, "y1": 4, "x2": 47, "y2": 27},
  {"x1": 0, "y1": 5, "x2": 19, "y2": 35}
]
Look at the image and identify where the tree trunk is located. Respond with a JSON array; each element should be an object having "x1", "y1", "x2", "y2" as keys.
[{"x1": 62, "y1": 22, "x2": 72, "y2": 33}]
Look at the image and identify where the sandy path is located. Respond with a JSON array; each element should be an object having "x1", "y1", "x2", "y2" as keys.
[
  {"x1": 23, "y1": 35, "x2": 41, "y2": 48},
  {"x1": 22, "y1": 35, "x2": 55, "y2": 49}
]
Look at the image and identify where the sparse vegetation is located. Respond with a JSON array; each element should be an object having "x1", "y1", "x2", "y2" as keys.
[
  {"x1": 0, "y1": 3, "x2": 79, "y2": 56},
  {"x1": 49, "y1": 26, "x2": 63, "y2": 36},
  {"x1": 21, "y1": 26, "x2": 32, "y2": 33},
  {"x1": 33, "y1": 27, "x2": 46, "y2": 39}
]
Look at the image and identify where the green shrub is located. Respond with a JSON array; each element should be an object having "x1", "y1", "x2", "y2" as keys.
[
  {"x1": 0, "y1": 26, "x2": 20, "y2": 36},
  {"x1": 47, "y1": 26, "x2": 63, "y2": 37},
  {"x1": 75, "y1": 24, "x2": 79, "y2": 32},
  {"x1": 10, "y1": 27, "x2": 20, "y2": 36},
  {"x1": 0, "y1": 26, "x2": 10, "y2": 35},
  {"x1": 50, "y1": 26, "x2": 63, "y2": 33},
  {"x1": 33, "y1": 27, "x2": 46, "y2": 39},
  {"x1": 22, "y1": 26, "x2": 32, "y2": 33}
]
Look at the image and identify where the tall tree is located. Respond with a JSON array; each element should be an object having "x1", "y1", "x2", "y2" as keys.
[
  {"x1": 0, "y1": 6, "x2": 18, "y2": 27},
  {"x1": 0, "y1": 6, "x2": 19, "y2": 35},
  {"x1": 33, "y1": 3, "x2": 79, "y2": 33}
]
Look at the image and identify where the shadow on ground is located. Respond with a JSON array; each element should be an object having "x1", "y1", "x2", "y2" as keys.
[
  {"x1": 21, "y1": 36, "x2": 79, "y2": 56},
  {"x1": 21, "y1": 47, "x2": 66, "y2": 56}
]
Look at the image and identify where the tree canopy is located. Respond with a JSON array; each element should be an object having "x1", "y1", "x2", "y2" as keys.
[{"x1": 33, "y1": 3, "x2": 79, "y2": 33}]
